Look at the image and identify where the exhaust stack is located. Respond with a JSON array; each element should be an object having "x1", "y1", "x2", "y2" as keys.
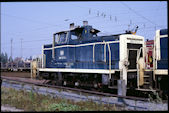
[{"x1": 70, "y1": 23, "x2": 74, "y2": 30}]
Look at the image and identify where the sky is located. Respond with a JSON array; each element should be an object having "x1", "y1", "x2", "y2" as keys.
[{"x1": 1, "y1": 1, "x2": 167, "y2": 59}]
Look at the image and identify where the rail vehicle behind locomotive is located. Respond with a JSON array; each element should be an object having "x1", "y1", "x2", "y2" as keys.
[
  {"x1": 36, "y1": 21, "x2": 146, "y2": 92},
  {"x1": 1, "y1": 61, "x2": 31, "y2": 72},
  {"x1": 153, "y1": 29, "x2": 168, "y2": 97},
  {"x1": 154, "y1": 29, "x2": 168, "y2": 73}
]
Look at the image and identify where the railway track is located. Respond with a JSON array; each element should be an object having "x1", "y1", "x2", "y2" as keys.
[
  {"x1": 1, "y1": 76, "x2": 168, "y2": 111},
  {"x1": 1, "y1": 72, "x2": 31, "y2": 78}
]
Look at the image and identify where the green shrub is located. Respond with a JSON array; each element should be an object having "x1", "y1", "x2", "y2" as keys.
[
  {"x1": 1, "y1": 86, "x2": 121, "y2": 111},
  {"x1": 48, "y1": 102, "x2": 80, "y2": 111}
]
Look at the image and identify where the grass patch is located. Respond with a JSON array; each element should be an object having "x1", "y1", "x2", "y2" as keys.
[{"x1": 1, "y1": 86, "x2": 122, "y2": 111}]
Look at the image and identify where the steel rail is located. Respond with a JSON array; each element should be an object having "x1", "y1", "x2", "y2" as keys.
[{"x1": 1, "y1": 76, "x2": 148, "y2": 102}]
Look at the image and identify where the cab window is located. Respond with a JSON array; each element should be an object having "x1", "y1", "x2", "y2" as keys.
[
  {"x1": 71, "y1": 34, "x2": 78, "y2": 40},
  {"x1": 71, "y1": 31, "x2": 79, "y2": 40},
  {"x1": 57, "y1": 33, "x2": 67, "y2": 44},
  {"x1": 60, "y1": 33, "x2": 66, "y2": 43}
]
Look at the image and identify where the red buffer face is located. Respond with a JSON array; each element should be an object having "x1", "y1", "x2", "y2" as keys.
[{"x1": 145, "y1": 40, "x2": 154, "y2": 69}]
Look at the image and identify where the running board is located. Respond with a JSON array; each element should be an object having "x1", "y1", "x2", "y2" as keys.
[{"x1": 38, "y1": 68, "x2": 116, "y2": 74}]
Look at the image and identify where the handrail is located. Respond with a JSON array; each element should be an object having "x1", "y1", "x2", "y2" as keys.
[
  {"x1": 104, "y1": 41, "x2": 107, "y2": 62},
  {"x1": 107, "y1": 43, "x2": 112, "y2": 79},
  {"x1": 43, "y1": 54, "x2": 46, "y2": 68},
  {"x1": 136, "y1": 47, "x2": 144, "y2": 88},
  {"x1": 93, "y1": 44, "x2": 95, "y2": 63}
]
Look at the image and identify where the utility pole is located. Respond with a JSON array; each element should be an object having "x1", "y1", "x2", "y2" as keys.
[
  {"x1": 11, "y1": 38, "x2": 13, "y2": 59},
  {"x1": 128, "y1": 24, "x2": 130, "y2": 31},
  {"x1": 130, "y1": 20, "x2": 132, "y2": 25},
  {"x1": 20, "y1": 38, "x2": 23, "y2": 59}
]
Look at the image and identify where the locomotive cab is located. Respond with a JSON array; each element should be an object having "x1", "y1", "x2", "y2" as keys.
[{"x1": 53, "y1": 22, "x2": 100, "y2": 45}]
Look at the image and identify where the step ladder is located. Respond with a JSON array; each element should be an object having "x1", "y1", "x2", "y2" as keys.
[{"x1": 143, "y1": 71, "x2": 153, "y2": 89}]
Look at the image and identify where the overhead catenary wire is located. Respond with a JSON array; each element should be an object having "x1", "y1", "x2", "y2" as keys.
[
  {"x1": 1, "y1": 3, "x2": 165, "y2": 38},
  {"x1": 72, "y1": 2, "x2": 166, "y2": 35},
  {"x1": 2, "y1": 23, "x2": 166, "y2": 47},
  {"x1": 1, "y1": 12, "x2": 95, "y2": 37},
  {"x1": 120, "y1": 2, "x2": 158, "y2": 27},
  {"x1": 1, "y1": 2, "x2": 167, "y2": 59}
]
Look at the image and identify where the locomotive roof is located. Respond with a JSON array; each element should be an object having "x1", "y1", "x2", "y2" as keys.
[
  {"x1": 54, "y1": 24, "x2": 135, "y2": 37},
  {"x1": 99, "y1": 32, "x2": 132, "y2": 37},
  {"x1": 55, "y1": 25, "x2": 100, "y2": 34}
]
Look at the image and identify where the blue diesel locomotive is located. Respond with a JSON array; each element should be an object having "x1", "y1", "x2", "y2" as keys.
[{"x1": 37, "y1": 21, "x2": 145, "y2": 91}]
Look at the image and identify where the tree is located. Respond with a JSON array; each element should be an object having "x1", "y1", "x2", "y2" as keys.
[
  {"x1": 0, "y1": 52, "x2": 6, "y2": 63},
  {"x1": 0, "y1": 53, "x2": 3, "y2": 63},
  {"x1": 8, "y1": 56, "x2": 13, "y2": 62},
  {"x1": 4, "y1": 52, "x2": 8, "y2": 63}
]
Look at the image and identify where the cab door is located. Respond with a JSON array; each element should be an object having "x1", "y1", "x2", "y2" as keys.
[{"x1": 128, "y1": 49, "x2": 139, "y2": 69}]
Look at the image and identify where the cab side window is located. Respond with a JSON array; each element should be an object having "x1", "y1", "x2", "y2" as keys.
[
  {"x1": 71, "y1": 32, "x2": 78, "y2": 40},
  {"x1": 60, "y1": 33, "x2": 66, "y2": 42},
  {"x1": 57, "y1": 33, "x2": 68, "y2": 44},
  {"x1": 71, "y1": 35, "x2": 78, "y2": 40}
]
